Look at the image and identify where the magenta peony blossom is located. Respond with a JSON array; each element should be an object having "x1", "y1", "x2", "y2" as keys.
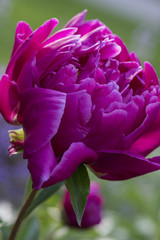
[
  {"x1": 1, "y1": 10, "x2": 160, "y2": 189},
  {"x1": 63, "y1": 182, "x2": 103, "y2": 228}
]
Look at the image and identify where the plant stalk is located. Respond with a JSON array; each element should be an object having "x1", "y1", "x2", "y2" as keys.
[{"x1": 8, "y1": 189, "x2": 37, "y2": 240}]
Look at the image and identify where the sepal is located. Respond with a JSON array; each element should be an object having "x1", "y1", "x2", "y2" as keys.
[{"x1": 8, "y1": 128, "x2": 24, "y2": 155}]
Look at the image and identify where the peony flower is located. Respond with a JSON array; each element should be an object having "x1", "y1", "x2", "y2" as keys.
[
  {"x1": 1, "y1": 10, "x2": 160, "y2": 189},
  {"x1": 62, "y1": 182, "x2": 103, "y2": 228}
]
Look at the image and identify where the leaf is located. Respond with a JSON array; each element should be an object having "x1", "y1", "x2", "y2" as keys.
[
  {"x1": 65, "y1": 164, "x2": 90, "y2": 226},
  {"x1": 24, "y1": 177, "x2": 33, "y2": 199},
  {"x1": 16, "y1": 216, "x2": 40, "y2": 240},
  {"x1": 0, "y1": 226, "x2": 11, "y2": 240},
  {"x1": 25, "y1": 181, "x2": 64, "y2": 218}
]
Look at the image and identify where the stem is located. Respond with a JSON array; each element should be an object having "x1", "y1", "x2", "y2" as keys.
[{"x1": 9, "y1": 189, "x2": 38, "y2": 240}]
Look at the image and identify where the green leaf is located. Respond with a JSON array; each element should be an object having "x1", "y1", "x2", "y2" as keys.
[
  {"x1": 16, "y1": 216, "x2": 40, "y2": 240},
  {"x1": 24, "y1": 177, "x2": 33, "y2": 199},
  {"x1": 65, "y1": 164, "x2": 90, "y2": 226},
  {"x1": 25, "y1": 181, "x2": 64, "y2": 218},
  {"x1": 0, "y1": 225, "x2": 11, "y2": 240}
]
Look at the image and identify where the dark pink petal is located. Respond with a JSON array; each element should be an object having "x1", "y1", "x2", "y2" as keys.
[
  {"x1": 77, "y1": 19, "x2": 111, "y2": 37},
  {"x1": 6, "y1": 18, "x2": 59, "y2": 80},
  {"x1": 20, "y1": 88, "x2": 66, "y2": 157},
  {"x1": 126, "y1": 66, "x2": 143, "y2": 82},
  {"x1": 145, "y1": 61, "x2": 159, "y2": 88},
  {"x1": 85, "y1": 109, "x2": 127, "y2": 150},
  {"x1": 104, "y1": 59, "x2": 120, "y2": 82},
  {"x1": 53, "y1": 90, "x2": 92, "y2": 154},
  {"x1": 16, "y1": 56, "x2": 37, "y2": 91},
  {"x1": 94, "y1": 68, "x2": 106, "y2": 84},
  {"x1": 6, "y1": 36, "x2": 31, "y2": 77},
  {"x1": 129, "y1": 110, "x2": 160, "y2": 156},
  {"x1": 125, "y1": 102, "x2": 160, "y2": 149},
  {"x1": 113, "y1": 35, "x2": 130, "y2": 61},
  {"x1": 78, "y1": 78, "x2": 96, "y2": 94},
  {"x1": 41, "y1": 64, "x2": 78, "y2": 93},
  {"x1": 123, "y1": 101, "x2": 139, "y2": 135},
  {"x1": 89, "y1": 150, "x2": 160, "y2": 180},
  {"x1": 28, "y1": 142, "x2": 57, "y2": 189},
  {"x1": 42, "y1": 27, "x2": 78, "y2": 47},
  {"x1": 129, "y1": 51, "x2": 141, "y2": 65},
  {"x1": 11, "y1": 21, "x2": 33, "y2": 57},
  {"x1": 119, "y1": 61, "x2": 140, "y2": 72},
  {"x1": 77, "y1": 52, "x2": 100, "y2": 79},
  {"x1": 64, "y1": 10, "x2": 87, "y2": 28},
  {"x1": 0, "y1": 74, "x2": 19, "y2": 124},
  {"x1": 77, "y1": 26, "x2": 105, "y2": 54},
  {"x1": 106, "y1": 100, "x2": 139, "y2": 136},
  {"x1": 100, "y1": 41, "x2": 121, "y2": 59},
  {"x1": 36, "y1": 35, "x2": 80, "y2": 76},
  {"x1": 42, "y1": 142, "x2": 97, "y2": 188},
  {"x1": 92, "y1": 84, "x2": 122, "y2": 111}
]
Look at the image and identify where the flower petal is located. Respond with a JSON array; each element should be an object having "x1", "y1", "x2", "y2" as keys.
[
  {"x1": 6, "y1": 18, "x2": 59, "y2": 80},
  {"x1": 85, "y1": 108, "x2": 127, "y2": 151},
  {"x1": 42, "y1": 142, "x2": 97, "y2": 188},
  {"x1": 64, "y1": 10, "x2": 87, "y2": 28},
  {"x1": 28, "y1": 142, "x2": 57, "y2": 189},
  {"x1": 0, "y1": 74, "x2": 19, "y2": 124},
  {"x1": 129, "y1": 110, "x2": 160, "y2": 156},
  {"x1": 36, "y1": 35, "x2": 80, "y2": 76},
  {"x1": 100, "y1": 41, "x2": 121, "y2": 59},
  {"x1": 20, "y1": 88, "x2": 66, "y2": 157},
  {"x1": 113, "y1": 35, "x2": 130, "y2": 61},
  {"x1": 53, "y1": 90, "x2": 92, "y2": 154},
  {"x1": 90, "y1": 150, "x2": 160, "y2": 180},
  {"x1": 11, "y1": 21, "x2": 33, "y2": 57},
  {"x1": 145, "y1": 61, "x2": 159, "y2": 88},
  {"x1": 125, "y1": 102, "x2": 160, "y2": 150},
  {"x1": 42, "y1": 27, "x2": 78, "y2": 46},
  {"x1": 77, "y1": 19, "x2": 112, "y2": 37}
]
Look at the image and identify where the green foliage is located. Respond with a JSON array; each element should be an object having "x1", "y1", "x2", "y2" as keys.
[
  {"x1": 16, "y1": 216, "x2": 40, "y2": 240},
  {"x1": 65, "y1": 164, "x2": 90, "y2": 226},
  {"x1": 0, "y1": 226, "x2": 10, "y2": 240},
  {"x1": 25, "y1": 181, "x2": 64, "y2": 218},
  {"x1": 24, "y1": 177, "x2": 33, "y2": 199}
]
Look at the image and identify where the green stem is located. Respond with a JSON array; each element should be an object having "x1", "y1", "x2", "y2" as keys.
[{"x1": 8, "y1": 189, "x2": 38, "y2": 240}]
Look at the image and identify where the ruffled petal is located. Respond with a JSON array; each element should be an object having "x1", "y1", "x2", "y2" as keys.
[
  {"x1": 28, "y1": 142, "x2": 57, "y2": 189},
  {"x1": 42, "y1": 142, "x2": 97, "y2": 188},
  {"x1": 113, "y1": 35, "x2": 130, "y2": 61},
  {"x1": 20, "y1": 88, "x2": 66, "y2": 157},
  {"x1": 145, "y1": 61, "x2": 159, "y2": 88},
  {"x1": 64, "y1": 9, "x2": 87, "y2": 28},
  {"x1": 77, "y1": 19, "x2": 111, "y2": 37},
  {"x1": 16, "y1": 56, "x2": 37, "y2": 92},
  {"x1": 125, "y1": 102, "x2": 160, "y2": 150},
  {"x1": 42, "y1": 27, "x2": 78, "y2": 46},
  {"x1": 11, "y1": 21, "x2": 33, "y2": 57},
  {"x1": 52, "y1": 90, "x2": 92, "y2": 154},
  {"x1": 89, "y1": 150, "x2": 160, "y2": 180},
  {"x1": 6, "y1": 18, "x2": 59, "y2": 80},
  {"x1": 0, "y1": 74, "x2": 19, "y2": 124},
  {"x1": 100, "y1": 40, "x2": 121, "y2": 59},
  {"x1": 36, "y1": 35, "x2": 80, "y2": 76},
  {"x1": 129, "y1": 110, "x2": 160, "y2": 156},
  {"x1": 84, "y1": 109, "x2": 127, "y2": 150}
]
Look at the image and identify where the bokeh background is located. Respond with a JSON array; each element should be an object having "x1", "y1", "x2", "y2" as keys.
[{"x1": 1, "y1": 0, "x2": 160, "y2": 239}]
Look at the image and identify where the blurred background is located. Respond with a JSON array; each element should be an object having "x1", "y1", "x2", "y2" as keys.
[{"x1": 1, "y1": 0, "x2": 160, "y2": 239}]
